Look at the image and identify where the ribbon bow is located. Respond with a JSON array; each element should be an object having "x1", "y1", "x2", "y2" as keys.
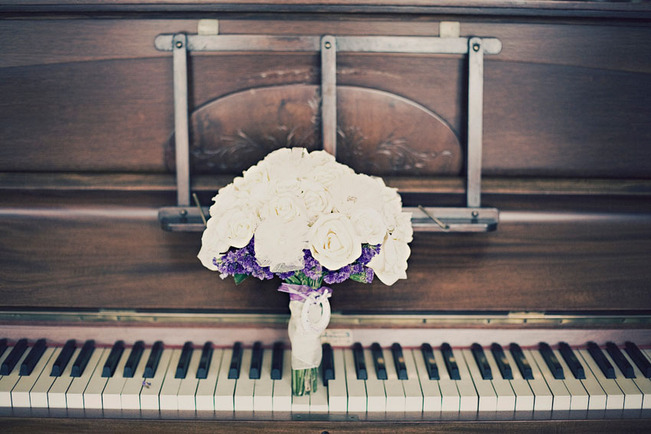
[{"x1": 278, "y1": 283, "x2": 332, "y2": 333}]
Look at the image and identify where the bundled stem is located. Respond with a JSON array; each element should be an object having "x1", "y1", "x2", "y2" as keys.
[{"x1": 292, "y1": 367, "x2": 319, "y2": 396}]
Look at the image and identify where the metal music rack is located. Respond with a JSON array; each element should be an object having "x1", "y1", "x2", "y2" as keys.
[{"x1": 155, "y1": 22, "x2": 502, "y2": 233}]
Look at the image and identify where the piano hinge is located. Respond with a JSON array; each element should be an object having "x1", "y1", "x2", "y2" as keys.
[{"x1": 154, "y1": 30, "x2": 502, "y2": 233}]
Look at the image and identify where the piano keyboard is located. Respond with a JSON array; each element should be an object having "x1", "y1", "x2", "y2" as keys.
[{"x1": 0, "y1": 338, "x2": 650, "y2": 419}]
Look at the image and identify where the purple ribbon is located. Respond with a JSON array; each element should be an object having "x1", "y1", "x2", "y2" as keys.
[{"x1": 278, "y1": 283, "x2": 332, "y2": 302}]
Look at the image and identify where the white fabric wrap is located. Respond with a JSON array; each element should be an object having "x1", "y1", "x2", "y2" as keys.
[{"x1": 288, "y1": 299, "x2": 328, "y2": 370}]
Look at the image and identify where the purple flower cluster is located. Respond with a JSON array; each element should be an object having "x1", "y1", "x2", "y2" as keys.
[
  {"x1": 214, "y1": 238, "x2": 274, "y2": 280},
  {"x1": 214, "y1": 238, "x2": 381, "y2": 287}
]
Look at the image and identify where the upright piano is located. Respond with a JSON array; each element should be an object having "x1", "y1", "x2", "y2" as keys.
[{"x1": 1, "y1": 1, "x2": 651, "y2": 432}]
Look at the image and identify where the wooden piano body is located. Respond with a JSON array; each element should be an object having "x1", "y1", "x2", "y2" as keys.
[{"x1": 1, "y1": 1, "x2": 651, "y2": 431}]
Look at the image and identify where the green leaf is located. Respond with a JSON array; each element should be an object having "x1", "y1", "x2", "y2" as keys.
[
  {"x1": 233, "y1": 274, "x2": 249, "y2": 285},
  {"x1": 349, "y1": 273, "x2": 370, "y2": 284}
]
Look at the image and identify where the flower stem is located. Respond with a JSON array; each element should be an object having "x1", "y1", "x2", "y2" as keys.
[{"x1": 292, "y1": 367, "x2": 318, "y2": 396}]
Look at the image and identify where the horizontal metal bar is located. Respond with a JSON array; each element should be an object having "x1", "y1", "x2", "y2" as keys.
[{"x1": 155, "y1": 34, "x2": 502, "y2": 55}]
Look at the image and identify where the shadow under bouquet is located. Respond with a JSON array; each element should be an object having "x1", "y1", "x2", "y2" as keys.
[{"x1": 198, "y1": 147, "x2": 412, "y2": 396}]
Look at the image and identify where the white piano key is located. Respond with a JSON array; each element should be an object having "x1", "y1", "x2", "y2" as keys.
[
  {"x1": 326, "y1": 349, "x2": 347, "y2": 413},
  {"x1": 402, "y1": 349, "x2": 424, "y2": 412},
  {"x1": 411, "y1": 348, "x2": 442, "y2": 412},
  {"x1": 159, "y1": 349, "x2": 182, "y2": 410},
  {"x1": 271, "y1": 349, "x2": 292, "y2": 412},
  {"x1": 364, "y1": 345, "x2": 386, "y2": 412},
  {"x1": 234, "y1": 349, "x2": 255, "y2": 411},
  {"x1": 139, "y1": 347, "x2": 174, "y2": 411},
  {"x1": 309, "y1": 366, "x2": 329, "y2": 413},
  {"x1": 577, "y1": 349, "x2": 624, "y2": 410},
  {"x1": 461, "y1": 349, "x2": 497, "y2": 412},
  {"x1": 82, "y1": 349, "x2": 113, "y2": 409},
  {"x1": 433, "y1": 349, "x2": 461, "y2": 413},
  {"x1": 568, "y1": 350, "x2": 607, "y2": 410},
  {"x1": 48, "y1": 348, "x2": 82, "y2": 409},
  {"x1": 214, "y1": 348, "x2": 236, "y2": 411},
  {"x1": 29, "y1": 347, "x2": 64, "y2": 408},
  {"x1": 176, "y1": 348, "x2": 201, "y2": 411},
  {"x1": 602, "y1": 349, "x2": 643, "y2": 410},
  {"x1": 483, "y1": 348, "x2": 516, "y2": 412},
  {"x1": 621, "y1": 349, "x2": 651, "y2": 409},
  {"x1": 343, "y1": 349, "x2": 366, "y2": 413},
  {"x1": 502, "y1": 349, "x2": 536, "y2": 412},
  {"x1": 384, "y1": 346, "x2": 406, "y2": 412},
  {"x1": 0, "y1": 348, "x2": 31, "y2": 406},
  {"x1": 195, "y1": 348, "x2": 223, "y2": 411},
  {"x1": 102, "y1": 347, "x2": 132, "y2": 410},
  {"x1": 527, "y1": 349, "x2": 571, "y2": 411},
  {"x1": 253, "y1": 347, "x2": 273, "y2": 412},
  {"x1": 67, "y1": 348, "x2": 105, "y2": 409},
  {"x1": 552, "y1": 348, "x2": 589, "y2": 410},
  {"x1": 10, "y1": 347, "x2": 56, "y2": 408},
  {"x1": 120, "y1": 348, "x2": 151, "y2": 410},
  {"x1": 451, "y1": 348, "x2": 479, "y2": 412}
]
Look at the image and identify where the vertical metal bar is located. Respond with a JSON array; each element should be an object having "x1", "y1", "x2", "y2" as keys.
[
  {"x1": 173, "y1": 33, "x2": 191, "y2": 207},
  {"x1": 467, "y1": 37, "x2": 484, "y2": 209},
  {"x1": 321, "y1": 35, "x2": 337, "y2": 157}
]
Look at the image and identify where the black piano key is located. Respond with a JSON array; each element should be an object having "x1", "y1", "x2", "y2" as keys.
[
  {"x1": 175, "y1": 341, "x2": 193, "y2": 379},
  {"x1": 371, "y1": 342, "x2": 387, "y2": 380},
  {"x1": 539, "y1": 342, "x2": 564, "y2": 379},
  {"x1": 249, "y1": 341, "x2": 263, "y2": 380},
  {"x1": 352, "y1": 342, "x2": 367, "y2": 380},
  {"x1": 143, "y1": 341, "x2": 163, "y2": 378},
  {"x1": 322, "y1": 343, "x2": 335, "y2": 386},
  {"x1": 19, "y1": 338, "x2": 47, "y2": 376},
  {"x1": 1, "y1": 338, "x2": 28, "y2": 375},
  {"x1": 71, "y1": 340, "x2": 95, "y2": 377},
  {"x1": 606, "y1": 342, "x2": 635, "y2": 378},
  {"x1": 391, "y1": 343, "x2": 408, "y2": 380},
  {"x1": 123, "y1": 340, "x2": 145, "y2": 378},
  {"x1": 587, "y1": 341, "x2": 615, "y2": 379},
  {"x1": 102, "y1": 340, "x2": 125, "y2": 378},
  {"x1": 0, "y1": 338, "x2": 7, "y2": 359},
  {"x1": 228, "y1": 342, "x2": 243, "y2": 380},
  {"x1": 51, "y1": 339, "x2": 76, "y2": 377},
  {"x1": 558, "y1": 342, "x2": 585, "y2": 379},
  {"x1": 490, "y1": 343, "x2": 513, "y2": 380},
  {"x1": 420, "y1": 343, "x2": 439, "y2": 380},
  {"x1": 440, "y1": 343, "x2": 460, "y2": 380},
  {"x1": 509, "y1": 343, "x2": 533, "y2": 380},
  {"x1": 270, "y1": 342, "x2": 284, "y2": 380},
  {"x1": 196, "y1": 341, "x2": 213, "y2": 380},
  {"x1": 624, "y1": 341, "x2": 651, "y2": 378},
  {"x1": 471, "y1": 343, "x2": 493, "y2": 380}
]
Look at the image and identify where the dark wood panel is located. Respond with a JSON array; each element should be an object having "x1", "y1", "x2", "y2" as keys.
[
  {"x1": 1, "y1": 206, "x2": 649, "y2": 312},
  {"x1": 2, "y1": 416, "x2": 650, "y2": 433},
  {"x1": 1, "y1": 19, "x2": 650, "y2": 177}
]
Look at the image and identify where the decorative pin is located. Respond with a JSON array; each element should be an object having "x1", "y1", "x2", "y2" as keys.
[
  {"x1": 192, "y1": 192, "x2": 208, "y2": 227},
  {"x1": 418, "y1": 205, "x2": 449, "y2": 231},
  {"x1": 142, "y1": 380, "x2": 152, "y2": 388}
]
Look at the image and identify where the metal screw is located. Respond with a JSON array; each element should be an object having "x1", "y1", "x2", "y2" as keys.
[
  {"x1": 471, "y1": 210, "x2": 479, "y2": 218},
  {"x1": 175, "y1": 41, "x2": 183, "y2": 49},
  {"x1": 472, "y1": 43, "x2": 480, "y2": 52},
  {"x1": 324, "y1": 41, "x2": 332, "y2": 49},
  {"x1": 179, "y1": 209, "x2": 188, "y2": 217}
]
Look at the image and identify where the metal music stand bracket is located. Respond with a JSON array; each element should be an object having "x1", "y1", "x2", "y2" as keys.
[{"x1": 155, "y1": 24, "x2": 502, "y2": 233}]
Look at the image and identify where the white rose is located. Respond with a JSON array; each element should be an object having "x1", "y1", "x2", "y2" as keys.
[
  {"x1": 264, "y1": 147, "x2": 308, "y2": 181},
  {"x1": 331, "y1": 173, "x2": 384, "y2": 216},
  {"x1": 390, "y1": 212, "x2": 413, "y2": 243},
  {"x1": 350, "y1": 207, "x2": 387, "y2": 245},
  {"x1": 254, "y1": 215, "x2": 309, "y2": 272},
  {"x1": 260, "y1": 191, "x2": 308, "y2": 222},
  {"x1": 309, "y1": 213, "x2": 362, "y2": 271},
  {"x1": 197, "y1": 216, "x2": 230, "y2": 271},
  {"x1": 300, "y1": 180, "x2": 333, "y2": 223},
  {"x1": 368, "y1": 235, "x2": 410, "y2": 286},
  {"x1": 310, "y1": 160, "x2": 355, "y2": 190},
  {"x1": 213, "y1": 207, "x2": 258, "y2": 249}
]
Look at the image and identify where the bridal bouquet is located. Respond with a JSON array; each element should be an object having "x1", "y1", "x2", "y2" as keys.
[{"x1": 198, "y1": 147, "x2": 412, "y2": 396}]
